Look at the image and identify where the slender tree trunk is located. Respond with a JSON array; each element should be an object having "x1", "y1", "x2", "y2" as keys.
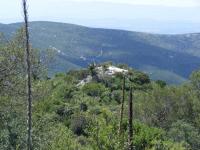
[
  {"x1": 128, "y1": 87, "x2": 133, "y2": 150},
  {"x1": 119, "y1": 75, "x2": 125, "y2": 135},
  {"x1": 22, "y1": 0, "x2": 32, "y2": 149}
]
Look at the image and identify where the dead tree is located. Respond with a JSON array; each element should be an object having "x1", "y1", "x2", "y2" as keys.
[
  {"x1": 22, "y1": 0, "x2": 32, "y2": 149},
  {"x1": 128, "y1": 87, "x2": 133, "y2": 150},
  {"x1": 118, "y1": 75, "x2": 125, "y2": 135}
]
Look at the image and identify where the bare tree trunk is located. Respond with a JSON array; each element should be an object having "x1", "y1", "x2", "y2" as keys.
[
  {"x1": 119, "y1": 75, "x2": 125, "y2": 135},
  {"x1": 128, "y1": 87, "x2": 133, "y2": 150},
  {"x1": 22, "y1": 0, "x2": 32, "y2": 149}
]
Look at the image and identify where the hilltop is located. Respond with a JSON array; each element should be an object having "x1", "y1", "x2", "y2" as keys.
[{"x1": 1, "y1": 21, "x2": 200, "y2": 84}]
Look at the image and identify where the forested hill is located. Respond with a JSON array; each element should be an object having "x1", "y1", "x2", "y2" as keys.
[
  {"x1": 1, "y1": 21, "x2": 200, "y2": 84},
  {"x1": 1, "y1": 23, "x2": 200, "y2": 149}
]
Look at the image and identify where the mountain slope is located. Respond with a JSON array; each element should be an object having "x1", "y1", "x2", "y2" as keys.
[{"x1": 1, "y1": 21, "x2": 200, "y2": 84}]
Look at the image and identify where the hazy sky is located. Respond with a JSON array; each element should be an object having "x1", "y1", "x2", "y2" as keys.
[
  {"x1": 68, "y1": 0, "x2": 200, "y2": 7},
  {"x1": 0, "y1": 0, "x2": 200, "y2": 33}
]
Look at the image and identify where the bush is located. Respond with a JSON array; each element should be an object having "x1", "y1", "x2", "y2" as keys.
[
  {"x1": 111, "y1": 90, "x2": 122, "y2": 104},
  {"x1": 56, "y1": 106, "x2": 73, "y2": 118},
  {"x1": 70, "y1": 115, "x2": 88, "y2": 136},
  {"x1": 82, "y1": 82, "x2": 106, "y2": 97},
  {"x1": 133, "y1": 121, "x2": 165, "y2": 149},
  {"x1": 168, "y1": 120, "x2": 200, "y2": 150},
  {"x1": 130, "y1": 71, "x2": 150, "y2": 85},
  {"x1": 155, "y1": 80, "x2": 167, "y2": 88},
  {"x1": 80, "y1": 103, "x2": 88, "y2": 112}
]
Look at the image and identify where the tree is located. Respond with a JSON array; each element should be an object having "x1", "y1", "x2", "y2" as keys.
[
  {"x1": 0, "y1": 28, "x2": 49, "y2": 150},
  {"x1": 190, "y1": 70, "x2": 200, "y2": 98},
  {"x1": 168, "y1": 120, "x2": 200, "y2": 150},
  {"x1": 22, "y1": 0, "x2": 32, "y2": 149},
  {"x1": 128, "y1": 87, "x2": 133, "y2": 150},
  {"x1": 82, "y1": 82, "x2": 106, "y2": 97},
  {"x1": 118, "y1": 76, "x2": 125, "y2": 138},
  {"x1": 155, "y1": 80, "x2": 167, "y2": 88}
]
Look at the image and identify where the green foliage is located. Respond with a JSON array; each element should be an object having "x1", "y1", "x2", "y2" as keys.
[
  {"x1": 190, "y1": 70, "x2": 200, "y2": 88},
  {"x1": 111, "y1": 90, "x2": 122, "y2": 104},
  {"x1": 70, "y1": 115, "x2": 89, "y2": 136},
  {"x1": 87, "y1": 114, "x2": 120, "y2": 150},
  {"x1": 48, "y1": 124, "x2": 82, "y2": 150},
  {"x1": 190, "y1": 70, "x2": 200, "y2": 97},
  {"x1": 168, "y1": 120, "x2": 200, "y2": 150},
  {"x1": 80, "y1": 103, "x2": 88, "y2": 112},
  {"x1": 130, "y1": 71, "x2": 150, "y2": 85},
  {"x1": 155, "y1": 80, "x2": 167, "y2": 88},
  {"x1": 68, "y1": 69, "x2": 89, "y2": 80},
  {"x1": 82, "y1": 82, "x2": 106, "y2": 97},
  {"x1": 133, "y1": 121, "x2": 164, "y2": 149},
  {"x1": 1, "y1": 32, "x2": 200, "y2": 150}
]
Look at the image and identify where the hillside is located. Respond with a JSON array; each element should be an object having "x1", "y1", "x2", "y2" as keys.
[
  {"x1": 1, "y1": 58, "x2": 200, "y2": 149},
  {"x1": 1, "y1": 20, "x2": 200, "y2": 149},
  {"x1": 1, "y1": 21, "x2": 200, "y2": 84}
]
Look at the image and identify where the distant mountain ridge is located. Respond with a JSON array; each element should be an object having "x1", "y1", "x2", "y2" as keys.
[{"x1": 0, "y1": 21, "x2": 200, "y2": 84}]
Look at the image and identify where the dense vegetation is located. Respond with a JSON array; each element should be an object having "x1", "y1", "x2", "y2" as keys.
[
  {"x1": 1, "y1": 22, "x2": 200, "y2": 84},
  {"x1": 1, "y1": 30, "x2": 200, "y2": 150}
]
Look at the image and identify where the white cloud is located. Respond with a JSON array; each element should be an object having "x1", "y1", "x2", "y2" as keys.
[{"x1": 69, "y1": 0, "x2": 200, "y2": 7}]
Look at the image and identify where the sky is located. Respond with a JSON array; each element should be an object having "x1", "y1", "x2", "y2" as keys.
[{"x1": 0, "y1": 0, "x2": 200, "y2": 34}]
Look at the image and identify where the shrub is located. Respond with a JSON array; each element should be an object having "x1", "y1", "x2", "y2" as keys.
[
  {"x1": 133, "y1": 121, "x2": 165, "y2": 149},
  {"x1": 56, "y1": 106, "x2": 73, "y2": 118},
  {"x1": 111, "y1": 90, "x2": 122, "y2": 104},
  {"x1": 155, "y1": 80, "x2": 167, "y2": 88},
  {"x1": 80, "y1": 103, "x2": 88, "y2": 112},
  {"x1": 168, "y1": 120, "x2": 200, "y2": 150},
  {"x1": 82, "y1": 82, "x2": 106, "y2": 97},
  {"x1": 130, "y1": 71, "x2": 150, "y2": 85},
  {"x1": 70, "y1": 115, "x2": 88, "y2": 136}
]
